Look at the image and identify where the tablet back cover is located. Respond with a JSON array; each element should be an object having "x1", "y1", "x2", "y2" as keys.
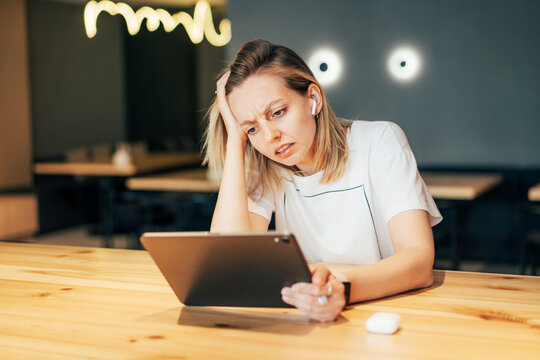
[{"x1": 141, "y1": 232, "x2": 311, "y2": 307}]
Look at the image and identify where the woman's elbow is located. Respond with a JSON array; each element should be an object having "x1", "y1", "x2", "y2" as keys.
[
  {"x1": 420, "y1": 268, "x2": 434, "y2": 288},
  {"x1": 416, "y1": 256, "x2": 434, "y2": 288}
]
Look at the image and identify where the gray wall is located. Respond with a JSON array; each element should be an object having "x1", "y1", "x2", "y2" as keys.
[
  {"x1": 227, "y1": 0, "x2": 540, "y2": 167},
  {"x1": 28, "y1": 0, "x2": 126, "y2": 159},
  {"x1": 27, "y1": 0, "x2": 226, "y2": 159},
  {"x1": 196, "y1": 40, "x2": 229, "y2": 135}
]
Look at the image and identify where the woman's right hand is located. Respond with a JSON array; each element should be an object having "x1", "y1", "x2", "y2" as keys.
[
  {"x1": 210, "y1": 71, "x2": 255, "y2": 233},
  {"x1": 216, "y1": 71, "x2": 247, "y2": 147}
]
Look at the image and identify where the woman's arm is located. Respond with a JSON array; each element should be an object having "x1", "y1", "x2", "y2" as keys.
[
  {"x1": 344, "y1": 209, "x2": 434, "y2": 302},
  {"x1": 281, "y1": 209, "x2": 434, "y2": 321},
  {"x1": 210, "y1": 72, "x2": 269, "y2": 233}
]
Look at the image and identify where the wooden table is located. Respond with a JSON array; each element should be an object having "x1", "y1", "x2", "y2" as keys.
[
  {"x1": 422, "y1": 173, "x2": 503, "y2": 200},
  {"x1": 126, "y1": 168, "x2": 219, "y2": 193},
  {"x1": 127, "y1": 170, "x2": 503, "y2": 199},
  {"x1": 34, "y1": 152, "x2": 202, "y2": 177},
  {"x1": 519, "y1": 183, "x2": 540, "y2": 274},
  {"x1": 125, "y1": 169, "x2": 219, "y2": 237},
  {"x1": 529, "y1": 183, "x2": 540, "y2": 201},
  {"x1": 1, "y1": 242, "x2": 538, "y2": 359},
  {"x1": 34, "y1": 152, "x2": 202, "y2": 248},
  {"x1": 126, "y1": 171, "x2": 506, "y2": 267},
  {"x1": 422, "y1": 173, "x2": 503, "y2": 270}
]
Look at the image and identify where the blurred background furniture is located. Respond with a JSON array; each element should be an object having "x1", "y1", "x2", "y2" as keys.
[
  {"x1": 0, "y1": 0, "x2": 38, "y2": 242},
  {"x1": 126, "y1": 168, "x2": 219, "y2": 247},
  {"x1": 34, "y1": 152, "x2": 202, "y2": 247},
  {"x1": 126, "y1": 168, "x2": 219, "y2": 193},
  {"x1": 422, "y1": 173, "x2": 503, "y2": 270},
  {"x1": 529, "y1": 183, "x2": 540, "y2": 202},
  {"x1": 517, "y1": 183, "x2": 540, "y2": 275},
  {"x1": 0, "y1": 195, "x2": 38, "y2": 241}
]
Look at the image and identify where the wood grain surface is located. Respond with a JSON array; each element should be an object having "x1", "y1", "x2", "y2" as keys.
[{"x1": 1, "y1": 242, "x2": 539, "y2": 359}]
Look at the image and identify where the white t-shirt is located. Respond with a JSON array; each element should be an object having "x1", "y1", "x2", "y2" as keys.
[{"x1": 247, "y1": 120, "x2": 442, "y2": 265}]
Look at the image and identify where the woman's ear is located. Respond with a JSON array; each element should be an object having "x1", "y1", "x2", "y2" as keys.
[{"x1": 307, "y1": 83, "x2": 322, "y2": 114}]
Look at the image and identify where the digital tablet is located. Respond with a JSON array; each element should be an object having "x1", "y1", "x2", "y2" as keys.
[{"x1": 140, "y1": 232, "x2": 312, "y2": 307}]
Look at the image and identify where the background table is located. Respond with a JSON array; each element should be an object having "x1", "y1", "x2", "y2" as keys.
[
  {"x1": 127, "y1": 170, "x2": 504, "y2": 199},
  {"x1": 422, "y1": 173, "x2": 503, "y2": 270},
  {"x1": 529, "y1": 183, "x2": 540, "y2": 201},
  {"x1": 125, "y1": 169, "x2": 219, "y2": 239},
  {"x1": 1, "y1": 242, "x2": 538, "y2": 359},
  {"x1": 34, "y1": 152, "x2": 202, "y2": 247},
  {"x1": 421, "y1": 173, "x2": 502, "y2": 200},
  {"x1": 126, "y1": 168, "x2": 219, "y2": 193},
  {"x1": 34, "y1": 153, "x2": 202, "y2": 177},
  {"x1": 127, "y1": 170, "x2": 504, "y2": 266},
  {"x1": 519, "y1": 183, "x2": 540, "y2": 274}
]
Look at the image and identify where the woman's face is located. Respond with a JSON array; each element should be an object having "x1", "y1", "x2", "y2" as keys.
[{"x1": 228, "y1": 73, "x2": 318, "y2": 175}]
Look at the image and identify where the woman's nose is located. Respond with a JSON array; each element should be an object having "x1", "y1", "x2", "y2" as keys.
[{"x1": 263, "y1": 124, "x2": 281, "y2": 142}]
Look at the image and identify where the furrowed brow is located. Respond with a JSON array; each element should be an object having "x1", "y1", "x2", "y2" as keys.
[
  {"x1": 263, "y1": 99, "x2": 284, "y2": 113},
  {"x1": 239, "y1": 99, "x2": 285, "y2": 127},
  {"x1": 239, "y1": 119, "x2": 256, "y2": 127}
]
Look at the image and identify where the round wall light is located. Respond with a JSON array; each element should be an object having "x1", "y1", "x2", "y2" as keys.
[
  {"x1": 387, "y1": 46, "x2": 422, "y2": 82},
  {"x1": 307, "y1": 48, "x2": 343, "y2": 87}
]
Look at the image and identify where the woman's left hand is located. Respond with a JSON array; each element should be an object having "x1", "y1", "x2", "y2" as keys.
[{"x1": 281, "y1": 265, "x2": 346, "y2": 322}]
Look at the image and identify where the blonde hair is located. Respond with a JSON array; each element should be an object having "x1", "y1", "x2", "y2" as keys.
[{"x1": 203, "y1": 39, "x2": 351, "y2": 197}]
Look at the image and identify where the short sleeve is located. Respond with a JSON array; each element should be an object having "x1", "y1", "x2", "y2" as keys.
[
  {"x1": 370, "y1": 123, "x2": 442, "y2": 227},
  {"x1": 247, "y1": 185, "x2": 275, "y2": 221}
]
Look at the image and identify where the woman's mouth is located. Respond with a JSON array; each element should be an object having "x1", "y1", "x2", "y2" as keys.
[{"x1": 275, "y1": 143, "x2": 294, "y2": 158}]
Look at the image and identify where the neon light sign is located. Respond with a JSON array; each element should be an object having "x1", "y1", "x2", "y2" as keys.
[{"x1": 84, "y1": 0, "x2": 231, "y2": 47}]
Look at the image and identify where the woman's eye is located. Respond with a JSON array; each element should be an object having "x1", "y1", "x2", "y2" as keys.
[
  {"x1": 247, "y1": 127, "x2": 257, "y2": 135},
  {"x1": 273, "y1": 108, "x2": 286, "y2": 118}
]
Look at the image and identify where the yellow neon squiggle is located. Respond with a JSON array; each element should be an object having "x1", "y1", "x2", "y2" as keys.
[{"x1": 84, "y1": 0, "x2": 231, "y2": 47}]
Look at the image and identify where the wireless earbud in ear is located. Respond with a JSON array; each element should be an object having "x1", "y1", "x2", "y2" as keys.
[{"x1": 311, "y1": 99, "x2": 317, "y2": 116}]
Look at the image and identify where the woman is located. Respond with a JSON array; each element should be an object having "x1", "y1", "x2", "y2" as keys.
[{"x1": 203, "y1": 39, "x2": 442, "y2": 322}]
